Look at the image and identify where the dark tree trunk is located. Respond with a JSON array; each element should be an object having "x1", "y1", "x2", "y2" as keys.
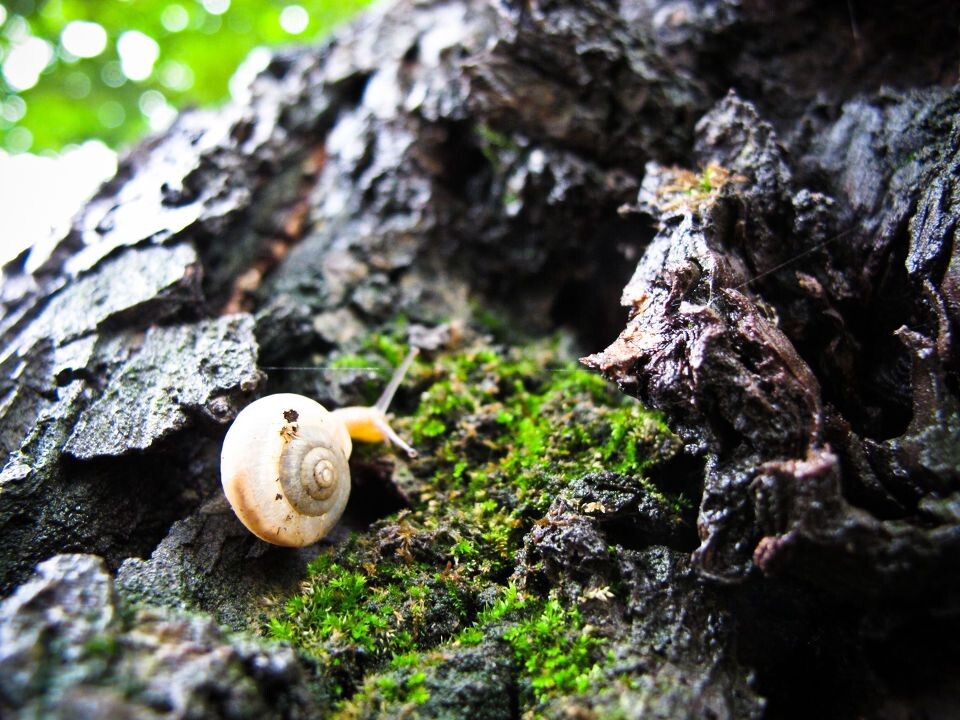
[{"x1": 1, "y1": 1, "x2": 958, "y2": 718}]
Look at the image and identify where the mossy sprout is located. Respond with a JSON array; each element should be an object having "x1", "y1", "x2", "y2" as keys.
[
  {"x1": 654, "y1": 162, "x2": 746, "y2": 214},
  {"x1": 264, "y1": 331, "x2": 685, "y2": 713}
]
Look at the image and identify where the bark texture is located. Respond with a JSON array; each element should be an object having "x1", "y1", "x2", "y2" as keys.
[{"x1": 1, "y1": 0, "x2": 958, "y2": 718}]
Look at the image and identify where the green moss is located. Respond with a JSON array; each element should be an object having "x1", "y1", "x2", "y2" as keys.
[
  {"x1": 327, "y1": 353, "x2": 386, "y2": 372},
  {"x1": 503, "y1": 597, "x2": 601, "y2": 701},
  {"x1": 699, "y1": 165, "x2": 715, "y2": 192},
  {"x1": 400, "y1": 340, "x2": 680, "y2": 516},
  {"x1": 417, "y1": 417, "x2": 448, "y2": 438},
  {"x1": 458, "y1": 583, "x2": 525, "y2": 640},
  {"x1": 455, "y1": 585, "x2": 603, "y2": 704},
  {"x1": 325, "y1": 352, "x2": 392, "y2": 405},
  {"x1": 375, "y1": 669, "x2": 429, "y2": 704},
  {"x1": 338, "y1": 660, "x2": 438, "y2": 718},
  {"x1": 264, "y1": 330, "x2": 682, "y2": 713},
  {"x1": 363, "y1": 330, "x2": 409, "y2": 368},
  {"x1": 82, "y1": 633, "x2": 118, "y2": 660},
  {"x1": 473, "y1": 587, "x2": 597, "y2": 677},
  {"x1": 340, "y1": 585, "x2": 603, "y2": 716},
  {"x1": 267, "y1": 549, "x2": 433, "y2": 671}
]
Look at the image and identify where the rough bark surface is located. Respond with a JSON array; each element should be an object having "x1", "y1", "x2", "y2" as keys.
[
  {"x1": 1, "y1": 0, "x2": 958, "y2": 718},
  {"x1": 585, "y1": 89, "x2": 960, "y2": 599},
  {"x1": 0, "y1": 555, "x2": 318, "y2": 718}
]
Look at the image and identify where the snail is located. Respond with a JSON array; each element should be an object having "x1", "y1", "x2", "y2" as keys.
[{"x1": 220, "y1": 348, "x2": 418, "y2": 547}]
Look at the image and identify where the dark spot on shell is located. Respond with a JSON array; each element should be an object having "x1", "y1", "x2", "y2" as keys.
[
  {"x1": 284, "y1": 409, "x2": 299, "y2": 422},
  {"x1": 276, "y1": 493, "x2": 283, "y2": 501}
]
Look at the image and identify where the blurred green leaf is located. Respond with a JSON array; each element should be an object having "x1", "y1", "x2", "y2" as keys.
[{"x1": 0, "y1": 0, "x2": 373, "y2": 153}]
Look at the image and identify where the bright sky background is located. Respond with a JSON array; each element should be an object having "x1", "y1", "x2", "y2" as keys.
[{"x1": 0, "y1": 142, "x2": 118, "y2": 268}]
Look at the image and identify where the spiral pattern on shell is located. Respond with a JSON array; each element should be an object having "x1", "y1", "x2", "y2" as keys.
[
  {"x1": 279, "y1": 435, "x2": 350, "y2": 516},
  {"x1": 220, "y1": 393, "x2": 353, "y2": 547}
]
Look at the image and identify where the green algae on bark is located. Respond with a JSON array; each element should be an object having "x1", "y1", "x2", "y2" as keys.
[{"x1": 263, "y1": 334, "x2": 687, "y2": 713}]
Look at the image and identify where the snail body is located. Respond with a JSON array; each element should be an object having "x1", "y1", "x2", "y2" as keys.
[{"x1": 220, "y1": 349, "x2": 417, "y2": 547}]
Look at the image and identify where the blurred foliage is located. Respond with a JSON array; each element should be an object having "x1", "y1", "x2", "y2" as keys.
[{"x1": 0, "y1": 0, "x2": 373, "y2": 153}]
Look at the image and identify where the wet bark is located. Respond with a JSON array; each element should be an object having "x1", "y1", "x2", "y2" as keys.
[{"x1": 1, "y1": 0, "x2": 958, "y2": 718}]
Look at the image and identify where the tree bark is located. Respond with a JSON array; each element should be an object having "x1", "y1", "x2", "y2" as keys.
[{"x1": 1, "y1": 0, "x2": 958, "y2": 717}]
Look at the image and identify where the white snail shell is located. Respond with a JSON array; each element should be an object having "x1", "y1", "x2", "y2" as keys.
[{"x1": 220, "y1": 393, "x2": 353, "y2": 547}]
